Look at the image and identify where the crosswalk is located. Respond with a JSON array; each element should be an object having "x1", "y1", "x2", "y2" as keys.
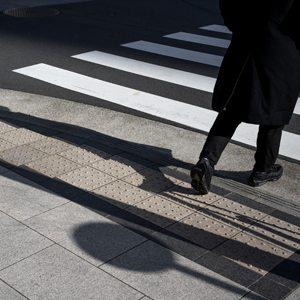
[{"x1": 13, "y1": 24, "x2": 300, "y2": 161}]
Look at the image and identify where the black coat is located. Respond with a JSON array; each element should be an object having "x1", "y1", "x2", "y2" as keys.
[{"x1": 212, "y1": 0, "x2": 300, "y2": 125}]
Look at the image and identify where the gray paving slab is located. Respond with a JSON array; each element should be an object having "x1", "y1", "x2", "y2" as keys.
[
  {"x1": 240, "y1": 291, "x2": 269, "y2": 300},
  {"x1": 0, "y1": 280, "x2": 27, "y2": 300},
  {"x1": 101, "y1": 240, "x2": 250, "y2": 300},
  {"x1": 0, "y1": 244, "x2": 143, "y2": 300},
  {"x1": 249, "y1": 277, "x2": 292, "y2": 300},
  {"x1": 195, "y1": 251, "x2": 262, "y2": 288},
  {"x1": 166, "y1": 212, "x2": 240, "y2": 250},
  {"x1": 0, "y1": 211, "x2": 53, "y2": 270},
  {"x1": 213, "y1": 231, "x2": 293, "y2": 275},
  {"x1": 0, "y1": 171, "x2": 69, "y2": 220},
  {"x1": 23, "y1": 202, "x2": 147, "y2": 266},
  {"x1": 285, "y1": 287, "x2": 300, "y2": 300},
  {"x1": 0, "y1": 166, "x2": 8, "y2": 174}
]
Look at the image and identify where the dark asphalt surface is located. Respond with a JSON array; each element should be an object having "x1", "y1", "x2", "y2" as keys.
[{"x1": 0, "y1": 0, "x2": 299, "y2": 136}]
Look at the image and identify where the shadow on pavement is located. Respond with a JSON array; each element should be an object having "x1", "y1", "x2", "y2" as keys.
[{"x1": 0, "y1": 108, "x2": 300, "y2": 300}]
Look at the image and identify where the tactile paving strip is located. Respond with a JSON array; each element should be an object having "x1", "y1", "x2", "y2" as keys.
[
  {"x1": 199, "y1": 197, "x2": 269, "y2": 230},
  {"x1": 126, "y1": 195, "x2": 194, "y2": 228},
  {"x1": 28, "y1": 137, "x2": 75, "y2": 155},
  {"x1": 213, "y1": 232, "x2": 293, "y2": 275},
  {"x1": 57, "y1": 166, "x2": 116, "y2": 191},
  {"x1": 57, "y1": 145, "x2": 111, "y2": 165},
  {"x1": 0, "y1": 128, "x2": 45, "y2": 146},
  {"x1": 0, "y1": 138, "x2": 16, "y2": 152},
  {"x1": 91, "y1": 180, "x2": 153, "y2": 209},
  {"x1": 25, "y1": 155, "x2": 82, "y2": 178},
  {"x1": 0, "y1": 121, "x2": 17, "y2": 134},
  {"x1": 0, "y1": 145, "x2": 49, "y2": 166},
  {"x1": 122, "y1": 168, "x2": 181, "y2": 194},
  {"x1": 166, "y1": 212, "x2": 240, "y2": 250},
  {"x1": 91, "y1": 155, "x2": 146, "y2": 178},
  {"x1": 160, "y1": 181, "x2": 222, "y2": 211},
  {"x1": 245, "y1": 215, "x2": 300, "y2": 252}
]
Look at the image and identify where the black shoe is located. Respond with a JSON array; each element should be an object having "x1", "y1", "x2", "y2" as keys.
[
  {"x1": 190, "y1": 158, "x2": 213, "y2": 194},
  {"x1": 248, "y1": 164, "x2": 283, "y2": 187}
]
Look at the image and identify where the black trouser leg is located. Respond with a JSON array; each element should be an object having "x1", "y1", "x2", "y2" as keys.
[
  {"x1": 199, "y1": 111, "x2": 242, "y2": 166},
  {"x1": 253, "y1": 125, "x2": 284, "y2": 172}
]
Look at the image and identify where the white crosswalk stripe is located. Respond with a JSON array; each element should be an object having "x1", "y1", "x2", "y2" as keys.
[
  {"x1": 121, "y1": 41, "x2": 224, "y2": 67},
  {"x1": 200, "y1": 25, "x2": 232, "y2": 34},
  {"x1": 164, "y1": 32, "x2": 231, "y2": 48},
  {"x1": 13, "y1": 24, "x2": 300, "y2": 161},
  {"x1": 72, "y1": 51, "x2": 216, "y2": 92}
]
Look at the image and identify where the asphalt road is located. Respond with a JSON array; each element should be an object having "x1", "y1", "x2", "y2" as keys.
[{"x1": 0, "y1": 0, "x2": 299, "y2": 162}]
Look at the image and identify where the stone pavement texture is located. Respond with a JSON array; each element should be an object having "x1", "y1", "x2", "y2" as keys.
[{"x1": 1, "y1": 110, "x2": 300, "y2": 300}]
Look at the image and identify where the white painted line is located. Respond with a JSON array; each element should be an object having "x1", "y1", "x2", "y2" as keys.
[
  {"x1": 72, "y1": 51, "x2": 216, "y2": 92},
  {"x1": 73, "y1": 51, "x2": 300, "y2": 116},
  {"x1": 164, "y1": 32, "x2": 230, "y2": 48},
  {"x1": 294, "y1": 98, "x2": 300, "y2": 115},
  {"x1": 13, "y1": 63, "x2": 300, "y2": 161},
  {"x1": 200, "y1": 25, "x2": 232, "y2": 34},
  {"x1": 121, "y1": 41, "x2": 223, "y2": 67}
]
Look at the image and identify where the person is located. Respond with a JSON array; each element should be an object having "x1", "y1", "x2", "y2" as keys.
[{"x1": 191, "y1": 0, "x2": 300, "y2": 194}]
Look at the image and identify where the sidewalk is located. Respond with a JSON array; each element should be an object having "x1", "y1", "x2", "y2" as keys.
[{"x1": 1, "y1": 90, "x2": 300, "y2": 300}]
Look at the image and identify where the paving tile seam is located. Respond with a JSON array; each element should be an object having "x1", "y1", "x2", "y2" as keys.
[
  {"x1": 18, "y1": 201, "x2": 72, "y2": 223},
  {"x1": 124, "y1": 206, "x2": 190, "y2": 229},
  {"x1": 211, "y1": 176, "x2": 300, "y2": 217},
  {"x1": 88, "y1": 184, "x2": 156, "y2": 210},
  {"x1": 20, "y1": 146, "x2": 154, "y2": 183},
  {"x1": 209, "y1": 211, "x2": 300, "y2": 252},
  {"x1": 243, "y1": 229, "x2": 300, "y2": 254},
  {"x1": 1, "y1": 118, "x2": 300, "y2": 298},
  {"x1": 213, "y1": 228, "x2": 295, "y2": 258},
  {"x1": 0, "y1": 278, "x2": 30, "y2": 300},
  {"x1": 0, "y1": 145, "x2": 53, "y2": 167},
  {"x1": 0, "y1": 241, "x2": 149, "y2": 300},
  {"x1": 3, "y1": 142, "x2": 297, "y2": 255},
  {"x1": 98, "y1": 239, "x2": 150, "y2": 269},
  {"x1": 247, "y1": 277, "x2": 294, "y2": 300},
  {"x1": 0, "y1": 243, "x2": 55, "y2": 273},
  {"x1": 1, "y1": 147, "x2": 298, "y2": 247},
  {"x1": 0, "y1": 114, "x2": 183, "y2": 166},
  {"x1": 194, "y1": 201, "x2": 270, "y2": 227}
]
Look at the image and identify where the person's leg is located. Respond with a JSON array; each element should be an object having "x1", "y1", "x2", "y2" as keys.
[
  {"x1": 248, "y1": 125, "x2": 285, "y2": 186},
  {"x1": 253, "y1": 125, "x2": 285, "y2": 171},
  {"x1": 191, "y1": 110, "x2": 242, "y2": 194},
  {"x1": 199, "y1": 110, "x2": 242, "y2": 167}
]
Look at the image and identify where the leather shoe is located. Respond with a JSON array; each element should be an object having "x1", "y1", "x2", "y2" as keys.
[
  {"x1": 190, "y1": 158, "x2": 213, "y2": 194},
  {"x1": 248, "y1": 164, "x2": 283, "y2": 187}
]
